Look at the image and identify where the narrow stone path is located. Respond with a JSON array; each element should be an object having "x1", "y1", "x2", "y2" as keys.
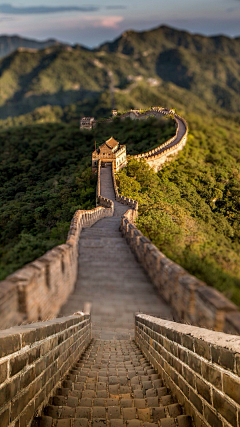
[
  {"x1": 36, "y1": 339, "x2": 192, "y2": 427},
  {"x1": 60, "y1": 164, "x2": 173, "y2": 339}
]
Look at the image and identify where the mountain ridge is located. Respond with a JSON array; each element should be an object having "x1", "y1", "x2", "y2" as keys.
[
  {"x1": 1, "y1": 25, "x2": 240, "y2": 121},
  {"x1": 0, "y1": 34, "x2": 65, "y2": 58}
]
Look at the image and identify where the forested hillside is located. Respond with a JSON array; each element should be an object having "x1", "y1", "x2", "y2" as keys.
[
  {"x1": 0, "y1": 35, "x2": 61, "y2": 58},
  {"x1": 1, "y1": 26, "x2": 240, "y2": 120},
  {"x1": 0, "y1": 24, "x2": 239, "y2": 307},
  {"x1": 117, "y1": 113, "x2": 240, "y2": 307},
  {"x1": 0, "y1": 116, "x2": 175, "y2": 279}
]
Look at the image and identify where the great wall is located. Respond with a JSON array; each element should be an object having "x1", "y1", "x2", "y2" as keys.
[{"x1": 0, "y1": 108, "x2": 239, "y2": 427}]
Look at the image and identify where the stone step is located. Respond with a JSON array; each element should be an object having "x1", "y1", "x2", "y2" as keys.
[{"x1": 34, "y1": 339, "x2": 192, "y2": 427}]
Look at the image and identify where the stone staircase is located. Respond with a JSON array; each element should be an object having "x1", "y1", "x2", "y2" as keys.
[
  {"x1": 35, "y1": 339, "x2": 192, "y2": 427},
  {"x1": 60, "y1": 164, "x2": 173, "y2": 340}
]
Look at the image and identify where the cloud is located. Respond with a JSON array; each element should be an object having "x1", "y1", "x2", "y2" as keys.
[
  {"x1": 105, "y1": 6, "x2": 127, "y2": 10},
  {"x1": 98, "y1": 16, "x2": 123, "y2": 29},
  {"x1": 0, "y1": 3, "x2": 99, "y2": 14},
  {"x1": 226, "y1": 6, "x2": 240, "y2": 12},
  {"x1": 0, "y1": 15, "x2": 13, "y2": 21}
]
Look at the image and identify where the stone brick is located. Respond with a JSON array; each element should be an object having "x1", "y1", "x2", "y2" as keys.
[
  {"x1": 79, "y1": 398, "x2": 92, "y2": 407},
  {"x1": 167, "y1": 403, "x2": 182, "y2": 418},
  {"x1": 92, "y1": 407, "x2": 106, "y2": 418},
  {"x1": 194, "y1": 339, "x2": 211, "y2": 361},
  {"x1": 137, "y1": 408, "x2": 151, "y2": 422},
  {"x1": 161, "y1": 395, "x2": 173, "y2": 406},
  {"x1": 11, "y1": 390, "x2": 30, "y2": 422},
  {"x1": 188, "y1": 353, "x2": 201, "y2": 375},
  {"x1": 178, "y1": 376, "x2": 189, "y2": 398},
  {"x1": 120, "y1": 399, "x2": 132, "y2": 408},
  {"x1": 204, "y1": 405, "x2": 222, "y2": 427},
  {"x1": 72, "y1": 420, "x2": 89, "y2": 427},
  {"x1": 146, "y1": 397, "x2": 158, "y2": 407},
  {"x1": 0, "y1": 407, "x2": 10, "y2": 427},
  {"x1": 109, "y1": 421, "x2": 124, "y2": 427},
  {"x1": 236, "y1": 354, "x2": 240, "y2": 377},
  {"x1": 189, "y1": 389, "x2": 203, "y2": 414},
  {"x1": 122, "y1": 407, "x2": 137, "y2": 420},
  {"x1": 196, "y1": 377, "x2": 211, "y2": 404},
  {"x1": 0, "y1": 334, "x2": 21, "y2": 358},
  {"x1": 108, "y1": 406, "x2": 121, "y2": 419},
  {"x1": 146, "y1": 389, "x2": 157, "y2": 397},
  {"x1": 152, "y1": 407, "x2": 166, "y2": 422},
  {"x1": 0, "y1": 361, "x2": 8, "y2": 384},
  {"x1": 19, "y1": 401, "x2": 35, "y2": 427},
  {"x1": 36, "y1": 416, "x2": 53, "y2": 427},
  {"x1": 93, "y1": 398, "x2": 105, "y2": 407},
  {"x1": 211, "y1": 346, "x2": 235, "y2": 372},
  {"x1": 223, "y1": 373, "x2": 240, "y2": 405},
  {"x1": 161, "y1": 419, "x2": 176, "y2": 427},
  {"x1": 127, "y1": 421, "x2": 141, "y2": 427},
  {"x1": 182, "y1": 365, "x2": 196, "y2": 389},
  {"x1": 177, "y1": 415, "x2": 192, "y2": 427},
  {"x1": 177, "y1": 347, "x2": 189, "y2": 365},
  {"x1": 201, "y1": 361, "x2": 222, "y2": 390},
  {"x1": 20, "y1": 366, "x2": 36, "y2": 389},
  {"x1": 55, "y1": 421, "x2": 71, "y2": 427},
  {"x1": 212, "y1": 389, "x2": 237, "y2": 427},
  {"x1": 0, "y1": 376, "x2": 20, "y2": 407},
  {"x1": 155, "y1": 387, "x2": 166, "y2": 398},
  {"x1": 107, "y1": 399, "x2": 119, "y2": 406},
  {"x1": 182, "y1": 335, "x2": 194, "y2": 352},
  {"x1": 75, "y1": 407, "x2": 91, "y2": 419},
  {"x1": 172, "y1": 357, "x2": 183, "y2": 375}
]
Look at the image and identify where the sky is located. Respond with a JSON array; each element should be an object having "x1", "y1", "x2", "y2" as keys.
[{"x1": 0, "y1": 0, "x2": 240, "y2": 47}]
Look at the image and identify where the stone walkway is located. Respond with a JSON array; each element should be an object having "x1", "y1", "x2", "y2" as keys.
[
  {"x1": 36, "y1": 339, "x2": 192, "y2": 427},
  {"x1": 60, "y1": 164, "x2": 173, "y2": 339}
]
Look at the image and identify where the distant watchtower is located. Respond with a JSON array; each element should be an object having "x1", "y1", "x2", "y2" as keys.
[
  {"x1": 80, "y1": 117, "x2": 96, "y2": 130},
  {"x1": 92, "y1": 136, "x2": 127, "y2": 173}
]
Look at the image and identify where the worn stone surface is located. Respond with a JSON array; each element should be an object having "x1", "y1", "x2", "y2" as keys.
[
  {"x1": 60, "y1": 165, "x2": 173, "y2": 339},
  {"x1": 34, "y1": 339, "x2": 192, "y2": 427}
]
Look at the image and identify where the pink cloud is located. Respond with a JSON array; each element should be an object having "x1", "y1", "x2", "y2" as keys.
[{"x1": 98, "y1": 16, "x2": 123, "y2": 29}]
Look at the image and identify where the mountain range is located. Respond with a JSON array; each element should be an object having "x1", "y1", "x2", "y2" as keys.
[
  {"x1": 0, "y1": 26, "x2": 240, "y2": 121},
  {"x1": 0, "y1": 35, "x2": 62, "y2": 58}
]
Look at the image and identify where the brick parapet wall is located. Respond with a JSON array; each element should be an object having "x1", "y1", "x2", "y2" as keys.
[
  {"x1": 0, "y1": 313, "x2": 91, "y2": 427},
  {"x1": 0, "y1": 164, "x2": 114, "y2": 330},
  {"x1": 125, "y1": 108, "x2": 188, "y2": 172},
  {"x1": 135, "y1": 314, "x2": 240, "y2": 427},
  {"x1": 121, "y1": 217, "x2": 240, "y2": 335},
  {"x1": 99, "y1": 108, "x2": 188, "y2": 171},
  {"x1": 113, "y1": 107, "x2": 240, "y2": 335},
  {"x1": 133, "y1": 114, "x2": 180, "y2": 160},
  {"x1": 111, "y1": 163, "x2": 138, "y2": 221}
]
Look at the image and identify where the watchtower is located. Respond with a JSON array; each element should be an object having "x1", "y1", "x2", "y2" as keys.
[
  {"x1": 92, "y1": 136, "x2": 127, "y2": 172},
  {"x1": 80, "y1": 117, "x2": 96, "y2": 130}
]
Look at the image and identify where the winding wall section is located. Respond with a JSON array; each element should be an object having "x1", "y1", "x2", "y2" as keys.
[
  {"x1": 0, "y1": 108, "x2": 240, "y2": 427},
  {"x1": 0, "y1": 107, "x2": 239, "y2": 336}
]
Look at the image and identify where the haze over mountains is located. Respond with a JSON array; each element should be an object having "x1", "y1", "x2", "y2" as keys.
[
  {"x1": 0, "y1": 25, "x2": 240, "y2": 120},
  {"x1": 0, "y1": 35, "x2": 62, "y2": 58}
]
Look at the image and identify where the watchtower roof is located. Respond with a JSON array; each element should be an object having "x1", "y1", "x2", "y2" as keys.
[{"x1": 105, "y1": 137, "x2": 119, "y2": 149}]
